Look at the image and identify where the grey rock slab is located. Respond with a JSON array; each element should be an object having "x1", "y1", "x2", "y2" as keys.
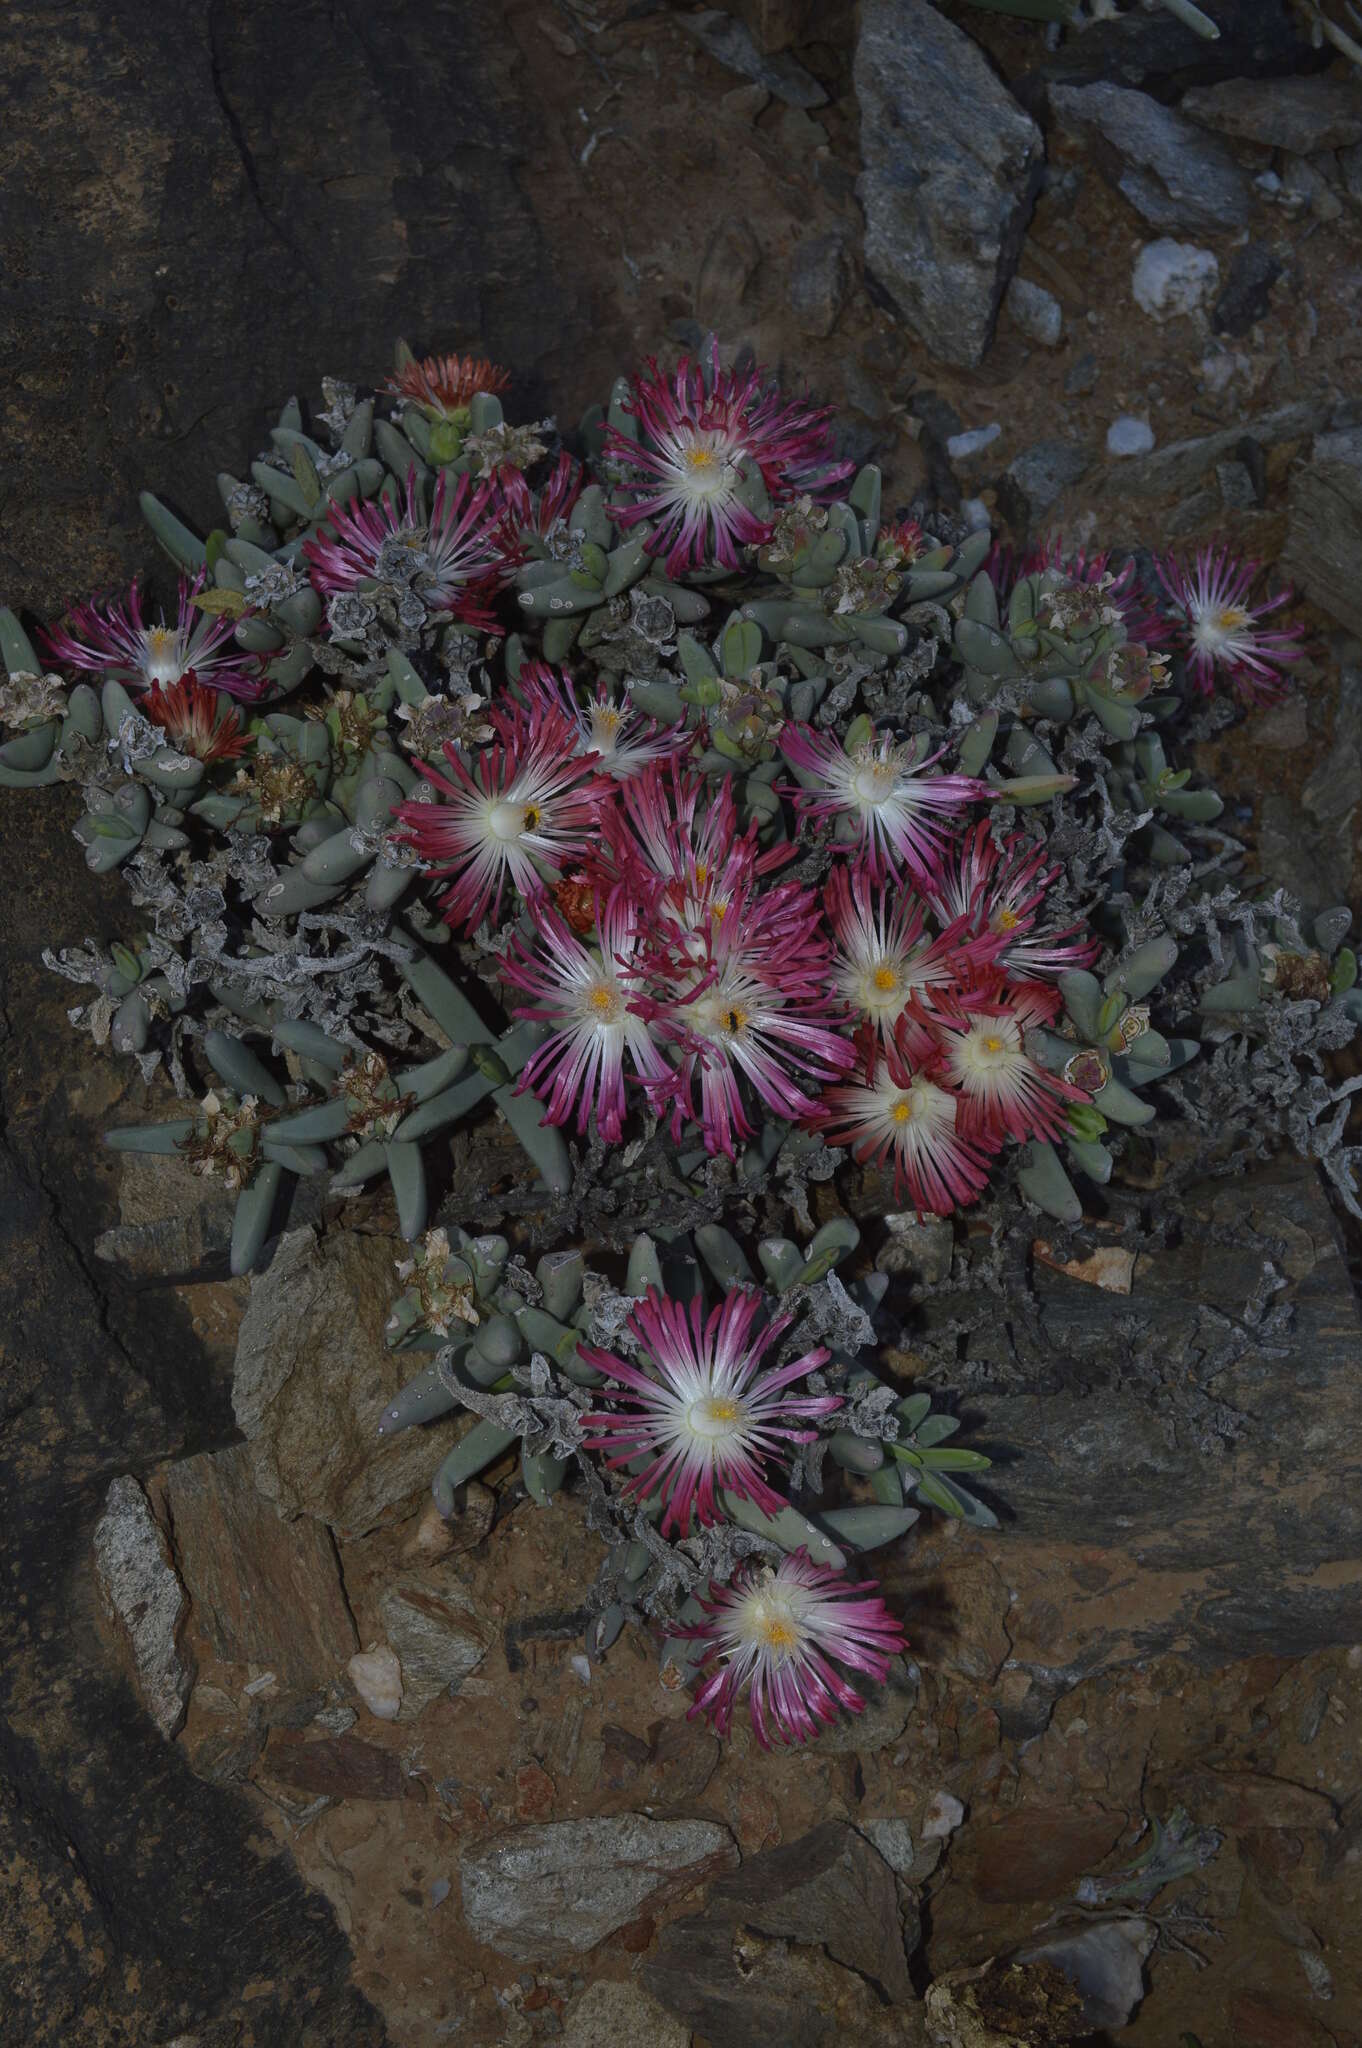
[
  {"x1": 1049, "y1": 81, "x2": 1253, "y2": 233},
  {"x1": 562, "y1": 1979, "x2": 691, "y2": 2048},
  {"x1": 460, "y1": 1815, "x2": 738, "y2": 1961},
  {"x1": 680, "y1": 9, "x2": 827, "y2": 108},
  {"x1": 1006, "y1": 275, "x2": 1063, "y2": 347},
  {"x1": 1212, "y1": 240, "x2": 1284, "y2": 337},
  {"x1": 92, "y1": 1475, "x2": 193, "y2": 1739},
  {"x1": 706, "y1": 1821, "x2": 914, "y2": 2002},
  {"x1": 376, "y1": 1568, "x2": 493, "y2": 1718},
  {"x1": 1183, "y1": 76, "x2": 1362, "y2": 155},
  {"x1": 231, "y1": 1225, "x2": 468, "y2": 1536},
  {"x1": 855, "y1": 0, "x2": 1043, "y2": 368},
  {"x1": 1106, "y1": 400, "x2": 1325, "y2": 499},
  {"x1": 860, "y1": 1817, "x2": 915, "y2": 1874},
  {"x1": 1281, "y1": 426, "x2": 1362, "y2": 639},
  {"x1": 999, "y1": 439, "x2": 1095, "y2": 530},
  {"x1": 789, "y1": 228, "x2": 852, "y2": 338}
]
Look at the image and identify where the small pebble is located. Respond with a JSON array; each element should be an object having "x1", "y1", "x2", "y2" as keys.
[
  {"x1": 348, "y1": 1645, "x2": 403, "y2": 1721},
  {"x1": 960, "y1": 497, "x2": 992, "y2": 532},
  {"x1": 946, "y1": 423, "x2": 1001, "y2": 462},
  {"x1": 429, "y1": 1877, "x2": 451, "y2": 1907},
  {"x1": 1064, "y1": 351, "x2": 1099, "y2": 397},
  {"x1": 569, "y1": 1653, "x2": 592, "y2": 1685},
  {"x1": 922, "y1": 1789, "x2": 966, "y2": 1841},
  {"x1": 1106, "y1": 416, "x2": 1155, "y2": 457},
  {"x1": 1005, "y1": 275, "x2": 1063, "y2": 348},
  {"x1": 1132, "y1": 239, "x2": 1219, "y2": 321}
]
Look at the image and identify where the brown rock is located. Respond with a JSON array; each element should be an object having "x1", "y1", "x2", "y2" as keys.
[
  {"x1": 968, "y1": 1808, "x2": 1127, "y2": 1904},
  {"x1": 706, "y1": 1821, "x2": 914, "y2": 2003},
  {"x1": 376, "y1": 1567, "x2": 493, "y2": 1718},
  {"x1": 262, "y1": 1730, "x2": 427, "y2": 1803},
  {"x1": 1230, "y1": 1991, "x2": 1336, "y2": 2048},
  {"x1": 515, "y1": 1762, "x2": 556, "y2": 1820},
  {"x1": 1161, "y1": 1767, "x2": 1337, "y2": 1834},
  {"x1": 1182, "y1": 76, "x2": 1362, "y2": 155},
  {"x1": 645, "y1": 1918, "x2": 926, "y2": 2048},
  {"x1": 165, "y1": 1442, "x2": 357, "y2": 1691}
]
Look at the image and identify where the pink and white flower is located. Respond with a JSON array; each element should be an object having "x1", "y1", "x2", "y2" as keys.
[
  {"x1": 41, "y1": 574, "x2": 266, "y2": 701},
  {"x1": 679, "y1": 1548, "x2": 907, "y2": 1748},
  {"x1": 819, "y1": 1020, "x2": 999, "y2": 1214},
  {"x1": 781, "y1": 724, "x2": 986, "y2": 883},
  {"x1": 934, "y1": 981, "x2": 1086, "y2": 1143},
  {"x1": 1156, "y1": 545, "x2": 1304, "y2": 703},
  {"x1": 520, "y1": 661, "x2": 691, "y2": 779},
  {"x1": 922, "y1": 824, "x2": 1097, "y2": 982},
  {"x1": 501, "y1": 886, "x2": 674, "y2": 1141},
  {"x1": 603, "y1": 341, "x2": 852, "y2": 579},
  {"x1": 303, "y1": 468, "x2": 515, "y2": 629},
  {"x1": 497, "y1": 450, "x2": 584, "y2": 550},
  {"x1": 580, "y1": 1288, "x2": 840, "y2": 1536},
  {"x1": 396, "y1": 702, "x2": 608, "y2": 932},
  {"x1": 827, "y1": 864, "x2": 985, "y2": 1040}
]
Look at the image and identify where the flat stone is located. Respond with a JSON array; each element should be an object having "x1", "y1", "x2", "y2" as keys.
[
  {"x1": 1157, "y1": 1767, "x2": 1337, "y2": 1834},
  {"x1": 788, "y1": 228, "x2": 851, "y2": 338},
  {"x1": 1014, "y1": 0, "x2": 1324, "y2": 102},
  {"x1": 726, "y1": 0, "x2": 830, "y2": 54},
  {"x1": 999, "y1": 439, "x2": 1095, "y2": 529},
  {"x1": 705, "y1": 1821, "x2": 913, "y2": 2002},
  {"x1": 376, "y1": 1568, "x2": 493, "y2": 1718},
  {"x1": 1281, "y1": 426, "x2": 1362, "y2": 638},
  {"x1": 92, "y1": 1475, "x2": 193, "y2": 1740},
  {"x1": 562, "y1": 1980, "x2": 691, "y2": 2048},
  {"x1": 1183, "y1": 76, "x2": 1362, "y2": 155},
  {"x1": 1012, "y1": 1919, "x2": 1154, "y2": 2031},
  {"x1": 965, "y1": 1807, "x2": 1127, "y2": 1904},
  {"x1": 1049, "y1": 82, "x2": 1253, "y2": 233},
  {"x1": 1216, "y1": 458, "x2": 1259, "y2": 509},
  {"x1": 262, "y1": 1729, "x2": 427, "y2": 1802},
  {"x1": 1108, "y1": 400, "x2": 1324, "y2": 499},
  {"x1": 1006, "y1": 275, "x2": 1063, "y2": 348},
  {"x1": 855, "y1": 0, "x2": 1043, "y2": 368},
  {"x1": 460, "y1": 1815, "x2": 738, "y2": 1962},
  {"x1": 860, "y1": 1817, "x2": 915, "y2": 1875},
  {"x1": 696, "y1": 214, "x2": 762, "y2": 322},
  {"x1": 679, "y1": 9, "x2": 827, "y2": 109},
  {"x1": 231, "y1": 1225, "x2": 468, "y2": 1536},
  {"x1": 164, "y1": 1441, "x2": 357, "y2": 1692},
  {"x1": 95, "y1": 1149, "x2": 237, "y2": 1277}
]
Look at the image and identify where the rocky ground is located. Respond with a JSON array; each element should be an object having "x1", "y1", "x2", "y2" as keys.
[{"x1": 3, "y1": 2, "x2": 1362, "y2": 2045}]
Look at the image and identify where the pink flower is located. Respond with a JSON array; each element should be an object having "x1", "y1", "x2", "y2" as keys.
[
  {"x1": 644, "y1": 875, "x2": 854, "y2": 1156},
  {"x1": 396, "y1": 702, "x2": 608, "y2": 933},
  {"x1": 781, "y1": 723, "x2": 987, "y2": 884},
  {"x1": 679, "y1": 1548, "x2": 907, "y2": 1748},
  {"x1": 603, "y1": 341, "x2": 852, "y2": 578},
  {"x1": 501, "y1": 886, "x2": 674, "y2": 1141},
  {"x1": 1155, "y1": 545, "x2": 1303, "y2": 703},
  {"x1": 934, "y1": 981, "x2": 1086, "y2": 1144},
  {"x1": 41, "y1": 574, "x2": 266, "y2": 701},
  {"x1": 922, "y1": 824, "x2": 1098, "y2": 982},
  {"x1": 498, "y1": 450, "x2": 584, "y2": 548},
  {"x1": 303, "y1": 468, "x2": 514, "y2": 629},
  {"x1": 819, "y1": 1017, "x2": 999, "y2": 1214},
  {"x1": 581, "y1": 1288, "x2": 840, "y2": 1536},
  {"x1": 827, "y1": 864, "x2": 987, "y2": 1041},
  {"x1": 520, "y1": 660, "x2": 690, "y2": 779}
]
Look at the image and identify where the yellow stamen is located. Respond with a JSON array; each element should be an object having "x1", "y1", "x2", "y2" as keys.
[
  {"x1": 685, "y1": 448, "x2": 718, "y2": 471},
  {"x1": 587, "y1": 986, "x2": 619, "y2": 1018},
  {"x1": 872, "y1": 965, "x2": 899, "y2": 992},
  {"x1": 1215, "y1": 606, "x2": 1251, "y2": 632},
  {"x1": 982, "y1": 1034, "x2": 1004, "y2": 1054},
  {"x1": 890, "y1": 1098, "x2": 913, "y2": 1123},
  {"x1": 760, "y1": 1619, "x2": 798, "y2": 1650},
  {"x1": 995, "y1": 907, "x2": 1020, "y2": 931}
]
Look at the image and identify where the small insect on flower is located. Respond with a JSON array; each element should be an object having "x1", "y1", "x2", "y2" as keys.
[
  {"x1": 501, "y1": 886, "x2": 674, "y2": 1142},
  {"x1": 603, "y1": 339, "x2": 852, "y2": 579},
  {"x1": 395, "y1": 701, "x2": 609, "y2": 933},
  {"x1": 303, "y1": 467, "x2": 516, "y2": 630},
  {"x1": 781, "y1": 723, "x2": 987, "y2": 884},
  {"x1": 41, "y1": 574, "x2": 267, "y2": 701},
  {"x1": 143, "y1": 673, "x2": 251, "y2": 762},
  {"x1": 679, "y1": 1548, "x2": 907, "y2": 1748},
  {"x1": 581, "y1": 1287, "x2": 842, "y2": 1536},
  {"x1": 1156, "y1": 545, "x2": 1304, "y2": 703},
  {"x1": 383, "y1": 349, "x2": 510, "y2": 421},
  {"x1": 819, "y1": 1019, "x2": 999, "y2": 1215}
]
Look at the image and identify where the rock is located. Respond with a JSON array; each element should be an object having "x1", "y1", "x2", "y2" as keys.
[
  {"x1": 1014, "y1": 0, "x2": 1324, "y2": 103},
  {"x1": 1131, "y1": 237, "x2": 1219, "y2": 320},
  {"x1": 401, "y1": 1485, "x2": 495, "y2": 1560},
  {"x1": 92, "y1": 1475, "x2": 193, "y2": 1740},
  {"x1": 1106, "y1": 416, "x2": 1155, "y2": 458},
  {"x1": 1012, "y1": 1920, "x2": 1154, "y2": 2031},
  {"x1": 965, "y1": 1808, "x2": 1127, "y2": 1904},
  {"x1": 922, "y1": 1790, "x2": 966, "y2": 1841},
  {"x1": 855, "y1": 0, "x2": 1043, "y2": 368},
  {"x1": 1281, "y1": 426, "x2": 1362, "y2": 637},
  {"x1": 1049, "y1": 82, "x2": 1253, "y2": 233},
  {"x1": 1158, "y1": 1766, "x2": 1338, "y2": 1834},
  {"x1": 231, "y1": 1225, "x2": 467, "y2": 1536},
  {"x1": 163, "y1": 1442, "x2": 357, "y2": 1692},
  {"x1": 679, "y1": 9, "x2": 827, "y2": 109},
  {"x1": 1182, "y1": 76, "x2": 1362, "y2": 155},
  {"x1": 947, "y1": 424, "x2": 1002, "y2": 465},
  {"x1": 1005, "y1": 276, "x2": 1063, "y2": 348},
  {"x1": 788, "y1": 229, "x2": 851, "y2": 338},
  {"x1": 647, "y1": 1917, "x2": 927, "y2": 2048},
  {"x1": 562, "y1": 1979, "x2": 691, "y2": 2048},
  {"x1": 375, "y1": 1568, "x2": 492, "y2": 1717},
  {"x1": 706, "y1": 1822, "x2": 914, "y2": 2002},
  {"x1": 1229, "y1": 1990, "x2": 1337, "y2": 2048},
  {"x1": 815, "y1": 1651, "x2": 918, "y2": 1753},
  {"x1": 1217, "y1": 457, "x2": 1261, "y2": 509},
  {"x1": 460, "y1": 1815, "x2": 738, "y2": 1962},
  {"x1": 727, "y1": 0, "x2": 833, "y2": 53},
  {"x1": 262, "y1": 1728, "x2": 427, "y2": 1802},
  {"x1": 1212, "y1": 242, "x2": 1284, "y2": 336},
  {"x1": 1064, "y1": 351, "x2": 1099, "y2": 397},
  {"x1": 860, "y1": 1817, "x2": 915, "y2": 1874},
  {"x1": 696, "y1": 214, "x2": 762, "y2": 322},
  {"x1": 1108, "y1": 399, "x2": 1324, "y2": 499},
  {"x1": 348, "y1": 1645, "x2": 402, "y2": 1721},
  {"x1": 95, "y1": 1149, "x2": 238, "y2": 1277},
  {"x1": 1283, "y1": 153, "x2": 1344, "y2": 222},
  {"x1": 998, "y1": 440, "x2": 1094, "y2": 530}
]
